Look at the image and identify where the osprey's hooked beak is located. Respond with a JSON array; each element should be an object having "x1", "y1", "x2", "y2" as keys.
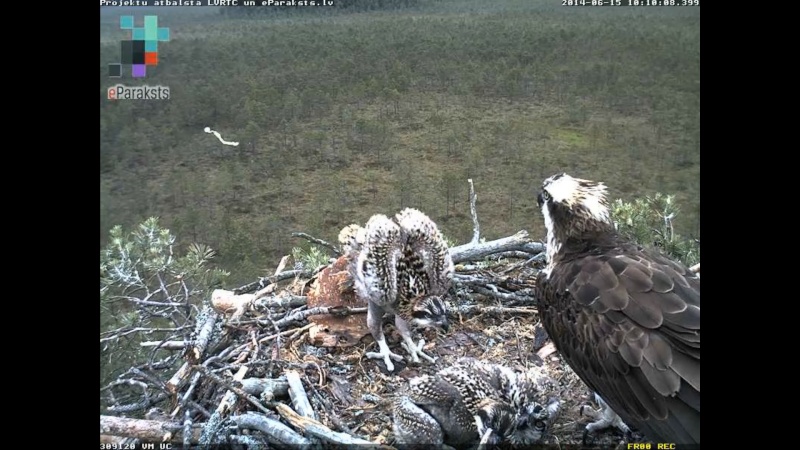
[{"x1": 536, "y1": 192, "x2": 545, "y2": 207}]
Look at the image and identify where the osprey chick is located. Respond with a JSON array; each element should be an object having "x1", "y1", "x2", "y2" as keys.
[
  {"x1": 534, "y1": 173, "x2": 700, "y2": 445},
  {"x1": 392, "y1": 357, "x2": 560, "y2": 449},
  {"x1": 340, "y1": 208, "x2": 453, "y2": 372}
]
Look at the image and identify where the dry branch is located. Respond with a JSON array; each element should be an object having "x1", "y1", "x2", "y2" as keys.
[
  {"x1": 468, "y1": 178, "x2": 480, "y2": 244},
  {"x1": 193, "y1": 365, "x2": 271, "y2": 416},
  {"x1": 99, "y1": 415, "x2": 200, "y2": 443},
  {"x1": 230, "y1": 412, "x2": 312, "y2": 448},
  {"x1": 235, "y1": 270, "x2": 313, "y2": 295},
  {"x1": 292, "y1": 232, "x2": 341, "y2": 256},
  {"x1": 274, "y1": 403, "x2": 387, "y2": 447},
  {"x1": 215, "y1": 366, "x2": 249, "y2": 414},
  {"x1": 286, "y1": 370, "x2": 317, "y2": 420},
  {"x1": 140, "y1": 340, "x2": 188, "y2": 350},
  {"x1": 449, "y1": 231, "x2": 544, "y2": 264},
  {"x1": 191, "y1": 308, "x2": 220, "y2": 361}
]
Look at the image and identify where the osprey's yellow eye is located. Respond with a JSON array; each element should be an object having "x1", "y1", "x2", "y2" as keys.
[{"x1": 541, "y1": 190, "x2": 551, "y2": 201}]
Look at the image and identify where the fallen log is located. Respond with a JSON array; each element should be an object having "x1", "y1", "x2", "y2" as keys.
[{"x1": 99, "y1": 415, "x2": 201, "y2": 443}]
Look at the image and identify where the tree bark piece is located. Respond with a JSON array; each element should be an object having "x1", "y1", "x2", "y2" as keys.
[{"x1": 241, "y1": 377, "x2": 290, "y2": 398}]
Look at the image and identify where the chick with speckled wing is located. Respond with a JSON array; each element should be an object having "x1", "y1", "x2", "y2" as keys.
[
  {"x1": 392, "y1": 357, "x2": 561, "y2": 449},
  {"x1": 339, "y1": 208, "x2": 453, "y2": 372}
]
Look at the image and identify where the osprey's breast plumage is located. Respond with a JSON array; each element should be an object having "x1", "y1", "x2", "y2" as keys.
[{"x1": 534, "y1": 173, "x2": 700, "y2": 445}]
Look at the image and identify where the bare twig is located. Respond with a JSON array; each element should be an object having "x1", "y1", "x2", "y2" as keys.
[
  {"x1": 100, "y1": 326, "x2": 191, "y2": 343},
  {"x1": 99, "y1": 415, "x2": 198, "y2": 443},
  {"x1": 259, "y1": 323, "x2": 313, "y2": 343},
  {"x1": 192, "y1": 365, "x2": 271, "y2": 416},
  {"x1": 140, "y1": 340, "x2": 188, "y2": 350},
  {"x1": 454, "y1": 304, "x2": 538, "y2": 316},
  {"x1": 254, "y1": 256, "x2": 291, "y2": 299},
  {"x1": 468, "y1": 178, "x2": 480, "y2": 244},
  {"x1": 292, "y1": 232, "x2": 341, "y2": 256},
  {"x1": 234, "y1": 270, "x2": 313, "y2": 295},
  {"x1": 269, "y1": 306, "x2": 365, "y2": 329}
]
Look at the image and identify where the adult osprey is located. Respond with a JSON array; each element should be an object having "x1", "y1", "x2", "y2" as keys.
[{"x1": 533, "y1": 173, "x2": 700, "y2": 445}]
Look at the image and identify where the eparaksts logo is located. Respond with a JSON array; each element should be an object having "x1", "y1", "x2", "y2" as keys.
[{"x1": 107, "y1": 84, "x2": 170, "y2": 100}]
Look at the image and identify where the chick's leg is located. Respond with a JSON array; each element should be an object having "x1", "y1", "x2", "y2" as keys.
[
  {"x1": 395, "y1": 315, "x2": 436, "y2": 364},
  {"x1": 365, "y1": 300, "x2": 404, "y2": 371}
]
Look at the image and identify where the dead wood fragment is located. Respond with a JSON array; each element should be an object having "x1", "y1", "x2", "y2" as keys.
[
  {"x1": 274, "y1": 403, "x2": 390, "y2": 448},
  {"x1": 286, "y1": 370, "x2": 317, "y2": 420},
  {"x1": 166, "y1": 362, "x2": 192, "y2": 395},
  {"x1": 140, "y1": 340, "x2": 188, "y2": 350},
  {"x1": 212, "y1": 289, "x2": 255, "y2": 319},
  {"x1": 537, "y1": 342, "x2": 557, "y2": 359},
  {"x1": 241, "y1": 377, "x2": 290, "y2": 398},
  {"x1": 215, "y1": 366, "x2": 249, "y2": 414},
  {"x1": 100, "y1": 415, "x2": 200, "y2": 443},
  {"x1": 230, "y1": 412, "x2": 312, "y2": 448},
  {"x1": 235, "y1": 270, "x2": 313, "y2": 295},
  {"x1": 193, "y1": 365, "x2": 272, "y2": 415},
  {"x1": 450, "y1": 231, "x2": 544, "y2": 264},
  {"x1": 468, "y1": 178, "x2": 481, "y2": 244},
  {"x1": 166, "y1": 308, "x2": 221, "y2": 394}
]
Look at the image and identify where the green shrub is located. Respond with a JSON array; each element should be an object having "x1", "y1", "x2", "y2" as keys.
[{"x1": 610, "y1": 193, "x2": 700, "y2": 267}]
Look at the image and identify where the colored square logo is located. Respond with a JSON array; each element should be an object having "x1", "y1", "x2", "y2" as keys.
[
  {"x1": 120, "y1": 16, "x2": 134, "y2": 29},
  {"x1": 132, "y1": 64, "x2": 146, "y2": 78},
  {"x1": 108, "y1": 63, "x2": 122, "y2": 78},
  {"x1": 111, "y1": 15, "x2": 169, "y2": 78}
]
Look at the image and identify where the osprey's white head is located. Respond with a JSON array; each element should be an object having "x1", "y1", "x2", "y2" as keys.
[{"x1": 537, "y1": 173, "x2": 613, "y2": 272}]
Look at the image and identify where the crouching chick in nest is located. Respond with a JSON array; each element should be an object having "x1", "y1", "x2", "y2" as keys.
[
  {"x1": 392, "y1": 357, "x2": 561, "y2": 449},
  {"x1": 339, "y1": 208, "x2": 453, "y2": 372}
]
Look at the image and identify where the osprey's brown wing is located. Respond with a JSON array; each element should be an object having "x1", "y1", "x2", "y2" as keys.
[{"x1": 536, "y1": 248, "x2": 700, "y2": 444}]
